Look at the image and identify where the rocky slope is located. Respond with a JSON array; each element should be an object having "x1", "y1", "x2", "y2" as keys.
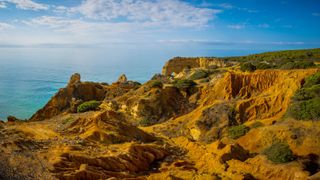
[{"x1": 0, "y1": 57, "x2": 320, "y2": 179}]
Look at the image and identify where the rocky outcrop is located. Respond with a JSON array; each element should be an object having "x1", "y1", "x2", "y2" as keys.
[
  {"x1": 62, "y1": 111, "x2": 157, "y2": 144},
  {"x1": 162, "y1": 57, "x2": 235, "y2": 76},
  {"x1": 112, "y1": 84, "x2": 195, "y2": 124},
  {"x1": 116, "y1": 74, "x2": 127, "y2": 83},
  {"x1": 30, "y1": 73, "x2": 107, "y2": 121}
]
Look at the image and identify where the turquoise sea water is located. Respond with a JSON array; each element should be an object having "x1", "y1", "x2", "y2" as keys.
[{"x1": 0, "y1": 46, "x2": 263, "y2": 120}]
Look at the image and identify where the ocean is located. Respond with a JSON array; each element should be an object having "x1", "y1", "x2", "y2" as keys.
[{"x1": 0, "y1": 46, "x2": 263, "y2": 120}]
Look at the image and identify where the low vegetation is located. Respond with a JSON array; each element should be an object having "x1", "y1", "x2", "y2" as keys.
[
  {"x1": 77, "y1": 100, "x2": 101, "y2": 113},
  {"x1": 288, "y1": 98, "x2": 320, "y2": 120},
  {"x1": 288, "y1": 72, "x2": 320, "y2": 120},
  {"x1": 280, "y1": 61, "x2": 316, "y2": 70},
  {"x1": 263, "y1": 143, "x2": 294, "y2": 163},
  {"x1": 240, "y1": 61, "x2": 316, "y2": 72},
  {"x1": 304, "y1": 72, "x2": 320, "y2": 87},
  {"x1": 228, "y1": 125, "x2": 250, "y2": 139},
  {"x1": 173, "y1": 79, "x2": 196, "y2": 89},
  {"x1": 240, "y1": 62, "x2": 256, "y2": 72},
  {"x1": 150, "y1": 80, "x2": 163, "y2": 89},
  {"x1": 188, "y1": 70, "x2": 208, "y2": 80},
  {"x1": 223, "y1": 48, "x2": 320, "y2": 62}
]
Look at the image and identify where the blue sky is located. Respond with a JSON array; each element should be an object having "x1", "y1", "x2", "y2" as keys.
[{"x1": 0, "y1": 0, "x2": 319, "y2": 51}]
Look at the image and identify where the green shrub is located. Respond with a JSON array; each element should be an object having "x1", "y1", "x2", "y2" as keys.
[
  {"x1": 173, "y1": 79, "x2": 196, "y2": 89},
  {"x1": 292, "y1": 84, "x2": 320, "y2": 101},
  {"x1": 150, "y1": 80, "x2": 163, "y2": 88},
  {"x1": 263, "y1": 143, "x2": 294, "y2": 163},
  {"x1": 303, "y1": 72, "x2": 320, "y2": 88},
  {"x1": 77, "y1": 100, "x2": 101, "y2": 113},
  {"x1": 288, "y1": 72, "x2": 320, "y2": 121},
  {"x1": 250, "y1": 121, "x2": 264, "y2": 129},
  {"x1": 288, "y1": 98, "x2": 320, "y2": 120},
  {"x1": 255, "y1": 62, "x2": 273, "y2": 70},
  {"x1": 240, "y1": 62, "x2": 256, "y2": 72},
  {"x1": 280, "y1": 61, "x2": 315, "y2": 70},
  {"x1": 228, "y1": 125, "x2": 250, "y2": 139},
  {"x1": 188, "y1": 70, "x2": 208, "y2": 80}
]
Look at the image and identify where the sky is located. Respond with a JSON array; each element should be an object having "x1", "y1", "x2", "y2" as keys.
[{"x1": 0, "y1": 0, "x2": 319, "y2": 51}]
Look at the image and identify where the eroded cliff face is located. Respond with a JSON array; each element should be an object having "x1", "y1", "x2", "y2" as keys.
[
  {"x1": 202, "y1": 69, "x2": 318, "y2": 122},
  {"x1": 156, "y1": 69, "x2": 318, "y2": 140},
  {"x1": 162, "y1": 57, "x2": 235, "y2": 76},
  {"x1": 1, "y1": 66, "x2": 320, "y2": 179}
]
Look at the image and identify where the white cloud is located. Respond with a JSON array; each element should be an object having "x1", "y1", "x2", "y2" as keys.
[
  {"x1": 0, "y1": 22, "x2": 13, "y2": 30},
  {"x1": 0, "y1": 0, "x2": 48, "y2": 10},
  {"x1": 228, "y1": 24, "x2": 246, "y2": 29},
  {"x1": 71, "y1": 0, "x2": 220, "y2": 27},
  {"x1": 25, "y1": 16, "x2": 141, "y2": 34},
  {"x1": 0, "y1": 1, "x2": 6, "y2": 8}
]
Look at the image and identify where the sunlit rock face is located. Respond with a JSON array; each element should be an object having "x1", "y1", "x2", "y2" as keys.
[{"x1": 1, "y1": 56, "x2": 320, "y2": 179}]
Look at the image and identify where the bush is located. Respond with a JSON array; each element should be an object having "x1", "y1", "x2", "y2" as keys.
[
  {"x1": 228, "y1": 125, "x2": 250, "y2": 139},
  {"x1": 288, "y1": 72, "x2": 320, "y2": 121},
  {"x1": 188, "y1": 70, "x2": 208, "y2": 80},
  {"x1": 240, "y1": 62, "x2": 256, "y2": 72},
  {"x1": 77, "y1": 100, "x2": 101, "y2": 113},
  {"x1": 150, "y1": 80, "x2": 163, "y2": 88},
  {"x1": 292, "y1": 84, "x2": 320, "y2": 101},
  {"x1": 280, "y1": 61, "x2": 316, "y2": 70},
  {"x1": 263, "y1": 143, "x2": 294, "y2": 163},
  {"x1": 303, "y1": 72, "x2": 320, "y2": 88},
  {"x1": 255, "y1": 62, "x2": 273, "y2": 70},
  {"x1": 288, "y1": 98, "x2": 320, "y2": 120},
  {"x1": 173, "y1": 79, "x2": 196, "y2": 89}
]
